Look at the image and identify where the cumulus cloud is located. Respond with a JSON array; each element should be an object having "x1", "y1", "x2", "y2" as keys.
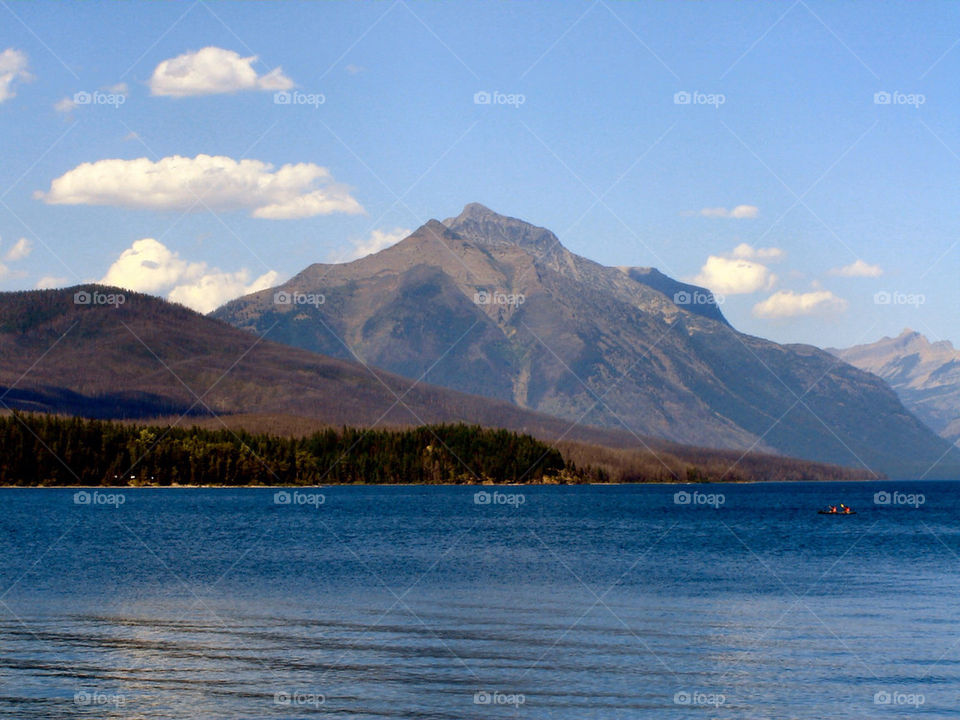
[
  {"x1": 752, "y1": 290, "x2": 848, "y2": 319},
  {"x1": 4, "y1": 237, "x2": 32, "y2": 261},
  {"x1": 167, "y1": 268, "x2": 279, "y2": 313},
  {"x1": 100, "y1": 237, "x2": 280, "y2": 313},
  {"x1": 693, "y1": 255, "x2": 777, "y2": 294},
  {"x1": 149, "y1": 47, "x2": 293, "y2": 97},
  {"x1": 35, "y1": 275, "x2": 68, "y2": 289},
  {"x1": 36, "y1": 154, "x2": 364, "y2": 219},
  {"x1": 330, "y1": 227, "x2": 411, "y2": 263},
  {"x1": 0, "y1": 48, "x2": 29, "y2": 103},
  {"x1": 731, "y1": 242, "x2": 784, "y2": 262},
  {"x1": 829, "y1": 259, "x2": 883, "y2": 278},
  {"x1": 699, "y1": 204, "x2": 759, "y2": 219}
]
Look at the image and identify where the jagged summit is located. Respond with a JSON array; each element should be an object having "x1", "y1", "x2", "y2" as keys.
[
  {"x1": 442, "y1": 202, "x2": 559, "y2": 254},
  {"x1": 829, "y1": 329, "x2": 960, "y2": 445}
]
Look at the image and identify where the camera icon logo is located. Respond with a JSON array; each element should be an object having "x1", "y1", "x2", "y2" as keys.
[
  {"x1": 73, "y1": 491, "x2": 91, "y2": 505},
  {"x1": 874, "y1": 491, "x2": 891, "y2": 505},
  {"x1": 673, "y1": 91, "x2": 691, "y2": 105},
  {"x1": 274, "y1": 91, "x2": 291, "y2": 105},
  {"x1": 874, "y1": 691, "x2": 892, "y2": 705},
  {"x1": 473, "y1": 91, "x2": 491, "y2": 105},
  {"x1": 74, "y1": 290, "x2": 92, "y2": 305},
  {"x1": 473, "y1": 291, "x2": 490, "y2": 305},
  {"x1": 274, "y1": 291, "x2": 292, "y2": 305},
  {"x1": 274, "y1": 690, "x2": 291, "y2": 706},
  {"x1": 873, "y1": 291, "x2": 891, "y2": 305},
  {"x1": 673, "y1": 691, "x2": 691, "y2": 705},
  {"x1": 474, "y1": 491, "x2": 491, "y2": 505},
  {"x1": 874, "y1": 91, "x2": 892, "y2": 105},
  {"x1": 673, "y1": 491, "x2": 691, "y2": 505},
  {"x1": 673, "y1": 290, "x2": 691, "y2": 305},
  {"x1": 474, "y1": 691, "x2": 492, "y2": 704},
  {"x1": 73, "y1": 91, "x2": 92, "y2": 105},
  {"x1": 274, "y1": 491, "x2": 291, "y2": 505}
]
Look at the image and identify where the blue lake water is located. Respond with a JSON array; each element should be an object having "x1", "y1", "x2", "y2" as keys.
[{"x1": 1, "y1": 482, "x2": 958, "y2": 718}]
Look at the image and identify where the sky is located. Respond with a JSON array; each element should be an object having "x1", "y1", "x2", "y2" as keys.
[{"x1": 0, "y1": 1, "x2": 958, "y2": 348}]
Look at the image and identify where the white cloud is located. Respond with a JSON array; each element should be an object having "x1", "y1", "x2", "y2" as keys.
[
  {"x1": 331, "y1": 227, "x2": 411, "y2": 263},
  {"x1": 0, "y1": 48, "x2": 29, "y2": 103},
  {"x1": 4, "y1": 237, "x2": 31, "y2": 261},
  {"x1": 829, "y1": 259, "x2": 883, "y2": 277},
  {"x1": 101, "y1": 238, "x2": 204, "y2": 292},
  {"x1": 100, "y1": 237, "x2": 281, "y2": 313},
  {"x1": 168, "y1": 268, "x2": 279, "y2": 313},
  {"x1": 731, "y1": 242, "x2": 784, "y2": 262},
  {"x1": 54, "y1": 97, "x2": 76, "y2": 113},
  {"x1": 699, "y1": 204, "x2": 758, "y2": 219},
  {"x1": 37, "y1": 154, "x2": 364, "y2": 219},
  {"x1": 752, "y1": 290, "x2": 848, "y2": 319},
  {"x1": 149, "y1": 47, "x2": 293, "y2": 97},
  {"x1": 693, "y1": 255, "x2": 777, "y2": 294},
  {"x1": 35, "y1": 275, "x2": 68, "y2": 289}
]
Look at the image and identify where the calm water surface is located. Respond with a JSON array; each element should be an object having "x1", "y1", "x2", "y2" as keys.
[{"x1": 1, "y1": 482, "x2": 959, "y2": 718}]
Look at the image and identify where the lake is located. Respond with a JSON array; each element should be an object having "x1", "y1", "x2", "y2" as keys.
[{"x1": 0, "y1": 482, "x2": 957, "y2": 718}]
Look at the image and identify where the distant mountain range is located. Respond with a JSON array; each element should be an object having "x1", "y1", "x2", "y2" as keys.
[
  {"x1": 213, "y1": 203, "x2": 957, "y2": 477},
  {"x1": 829, "y1": 330, "x2": 960, "y2": 445}
]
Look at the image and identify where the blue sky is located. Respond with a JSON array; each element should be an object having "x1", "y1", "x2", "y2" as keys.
[{"x1": 0, "y1": 1, "x2": 958, "y2": 347}]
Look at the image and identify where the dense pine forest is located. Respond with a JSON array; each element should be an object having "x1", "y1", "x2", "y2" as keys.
[{"x1": 0, "y1": 412, "x2": 574, "y2": 486}]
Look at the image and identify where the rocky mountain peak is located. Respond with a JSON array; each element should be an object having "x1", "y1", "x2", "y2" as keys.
[{"x1": 442, "y1": 203, "x2": 560, "y2": 254}]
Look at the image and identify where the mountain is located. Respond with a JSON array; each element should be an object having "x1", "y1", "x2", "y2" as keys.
[
  {"x1": 829, "y1": 330, "x2": 960, "y2": 445},
  {"x1": 0, "y1": 285, "x2": 878, "y2": 484},
  {"x1": 212, "y1": 203, "x2": 958, "y2": 477},
  {"x1": 0, "y1": 285, "x2": 643, "y2": 435}
]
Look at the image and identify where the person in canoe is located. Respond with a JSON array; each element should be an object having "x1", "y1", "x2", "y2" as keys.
[{"x1": 819, "y1": 504, "x2": 856, "y2": 515}]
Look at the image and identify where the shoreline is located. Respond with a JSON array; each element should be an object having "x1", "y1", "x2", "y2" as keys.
[{"x1": 0, "y1": 478, "x2": 925, "y2": 489}]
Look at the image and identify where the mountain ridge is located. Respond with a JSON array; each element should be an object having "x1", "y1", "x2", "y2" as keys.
[
  {"x1": 829, "y1": 329, "x2": 960, "y2": 444},
  {"x1": 213, "y1": 204, "x2": 958, "y2": 477}
]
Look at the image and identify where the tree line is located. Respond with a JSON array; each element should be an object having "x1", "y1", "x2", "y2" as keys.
[{"x1": 0, "y1": 412, "x2": 573, "y2": 486}]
